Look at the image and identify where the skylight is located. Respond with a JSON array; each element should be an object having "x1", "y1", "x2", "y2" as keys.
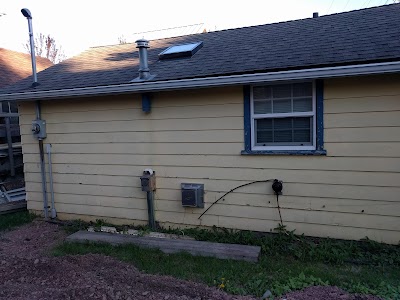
[{"x1": 159, "y1": 41, "x2": 203, "y2": 60}]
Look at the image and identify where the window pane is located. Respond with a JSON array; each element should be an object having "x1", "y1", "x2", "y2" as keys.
[
  {"x1": 293, "y1": 82, "x2": 312, "y2": 97},
  {"x1": 293, "y1": 117, "x2": 311, "y2": 128},
  {"x1": 293, "y1": 97, "x2": 312, "y2": 112},
  {"x1": 272, "y1": 84, "x2": 291, "y2": 98},
  {"x1": 256, "y1": 119, "x2": 272, "y2": 130},
  {"x1": 255, "y1": 119, "x2": 273, "y2": 144},
  {"x1": 253, "y1": 86, "x2": 272, "y2": 100},
  {"x1": 274, "y1": 118, "x2": 292, "y2": 129},
  {"x1": 255, "y1": 117, "x2": 312, "y2": 146},
  {"x1": 274, "y1": 130, "x2": 292, "y2": 143},
  {"x1": 273, "y1": 99, "x2": 291, "y2": 113},
  {"x1": 273, "y1": 118, "x2": 292, "y2": 143},
  {"x1": 254, "y1": 100, "x2": 272, "y2": 114},
  {"x1": 294, "y1": 130, "x2": 311, "y2": 143},
  {"x1": 293, "y1": 117, "x2": 312, "y2": 143},
  {"x1": 257, "y1": 130, "x2": 273, "y2": 143}
]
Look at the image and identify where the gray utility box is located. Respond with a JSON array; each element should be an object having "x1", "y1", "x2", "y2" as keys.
[
  {"x1": 181, "y1": 183, "x2": 204, "y2": 208},
  {"x1": 32, "y1": 119, "x2": 47, "y2": 140}
]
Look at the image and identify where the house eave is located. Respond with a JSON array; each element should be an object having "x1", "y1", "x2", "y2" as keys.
[{"x1": 1, "y1": 61, "x2": 400, "y2": 102}]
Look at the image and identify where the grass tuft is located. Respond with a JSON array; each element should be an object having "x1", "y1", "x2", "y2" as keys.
[{"x1": 0, "y1": 211, "x2": 36, "y2": 231}]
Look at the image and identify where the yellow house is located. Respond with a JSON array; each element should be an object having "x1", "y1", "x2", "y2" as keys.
[{"x1": 1, "y1": 4, "x2": 399, "y2": 244}]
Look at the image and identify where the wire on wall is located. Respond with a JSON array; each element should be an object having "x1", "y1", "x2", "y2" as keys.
[{"x1": 198, "y1": 179, "x2": 275, "y2": 219}]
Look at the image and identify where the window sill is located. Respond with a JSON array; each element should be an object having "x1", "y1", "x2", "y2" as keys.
[{"x1": 241, "y1": 149, "x2": 327, "y2": 156}]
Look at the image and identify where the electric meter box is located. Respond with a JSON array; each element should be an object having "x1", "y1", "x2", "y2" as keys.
[
  {"x1": 32, "y1": 119, "x2": 47, "y2": 140},
  {"x1": 181, "y1": 183, "x2": 204, "y2": 208}
]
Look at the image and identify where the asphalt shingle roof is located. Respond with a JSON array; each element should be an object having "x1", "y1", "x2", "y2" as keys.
[
  {"x1": 0, "y1": 48, "x2": 52, "y2": 89},
  {"x1": 2, "y1": 4, "x2": 399, "y2": 94}
]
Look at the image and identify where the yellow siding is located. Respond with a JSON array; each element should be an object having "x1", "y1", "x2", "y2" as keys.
[{"x1": 19, "y1": 76, "x2": 400, "y2": 244}]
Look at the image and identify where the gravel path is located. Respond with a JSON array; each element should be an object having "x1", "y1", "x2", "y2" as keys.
[{"x1": 0, "y1": 220, "x2": 382, "y2": 300}]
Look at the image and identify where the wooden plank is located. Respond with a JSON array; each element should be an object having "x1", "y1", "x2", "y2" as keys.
[
  {"x1": 27, "y1": 192, "x2": 147, "y2": 210},
  {"x1": 22, "y1": 153, "x2": 400, "y2": 173},
  {"x1": 22, "y1": 142, "x2": 244, "y2": 156},
  {"x1": 27, "y1": 201, "x2": 148, "y2": 221},
  {"x1": 20, "y1": 116, "x2": 244, "y2": 134},
  {"x1": 325, "y1": 142, "x2": 400, "y2": 157},
  {"x1": 66, "y1": 230, "x2": 261, "y2": 262},
  {"x1": 324, "y1": 95, "x2": 400, "y2": 114},
  {"x1": 325, "y1": 75, "x2": 400, "y2": 99},
  {"x1": 325, "y1": 111, "x2": 400, "y2": 128},
  {"x1": 325, "y1": 127, "x2": 400, "y2": 142},
  {"x1": 216, "y1": 215, "x2": 400, "y2": 244},
  {"x1": 154, "y1": 195, "x2": 400, "y2": 217},
  {"x1": 213, "y1": 205, "x2": 399, "y2": 231},
  {"x1": 157, "y1": 179, "x2": 400, "y2": 203},
  {"x1": 23, "y1": 163, "x2": 400, "y2": 187},
  {"x1": 0, "y1": 201, "x2": 27, "y2": 214},
  {"x1": 19, "y1": 103, "x2": 243, "y2": 125},
  {"x1": 25, "y1": 181, "x2": 142, "y2": 198},
  {"x1": 19, "y1": 86, "x2": 241, "y2": 117},
  {"x1": 24, "y1": 173, "x2": 400, "y2": 202},
  {"x1": 20, "y1": 129, "x2": 243, "y2": 144}
]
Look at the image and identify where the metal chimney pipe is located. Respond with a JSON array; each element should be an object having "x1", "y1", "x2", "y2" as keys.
[
  {"x1": 21, "y1": 8, "x2": 39, "y2": 87},
  {"x1": 135, "y1": 39, "x2": 150, "y2": 80},
  {"x1": 313, "y1": 12, "x2": 319, "y2": 18}
]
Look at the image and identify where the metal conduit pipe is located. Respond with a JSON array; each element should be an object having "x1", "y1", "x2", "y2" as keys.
[
  {"x1": 146, "y1": 191, "x2": 156, "y2": 230},
  {"x1": 47, "y1": 144, "x2": 56, "y2": 219},
  {"x1": 22, "y1": 8, "x2": 48, "y2": 219},
  {"x1": 36, "y1": 101, "x2": 49, "y2": 219}
]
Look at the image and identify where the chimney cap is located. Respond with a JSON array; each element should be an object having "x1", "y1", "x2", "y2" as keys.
[{"x1": 136, "y1": 39, "x2": 149, "y2": 48}]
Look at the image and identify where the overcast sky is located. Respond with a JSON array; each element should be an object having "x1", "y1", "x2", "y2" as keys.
[{"x1": 0, "y1": 0, "x2": 393, "y2": 58}]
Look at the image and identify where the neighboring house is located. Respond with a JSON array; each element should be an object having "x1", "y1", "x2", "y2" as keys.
[
  {"x1": 0, "y1": 48, "x2": 53, "y2": 89},
  {"x1": 0, "y1": 48, "x2": 51, "y2": 116},
  {"x1": 0, "y1": 49, "x2": 51, "y2": 183},
  {"x1": 0, "y1": 5, "x2": 399, "y2": 243}
]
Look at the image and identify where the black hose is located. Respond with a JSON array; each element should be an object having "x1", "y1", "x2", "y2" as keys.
[
  {"x1": 276, "y1": 193, "x2": 283, "y2": 226},
  {"x1": 198, "y1": 179, "x2": 274, "y2": 219}
]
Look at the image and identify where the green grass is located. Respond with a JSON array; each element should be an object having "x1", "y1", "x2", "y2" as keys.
[
  {"x1": 53, "y1": 224, "x2": 400, "y2": 299},
  {"x1": 0, "y1": 211, "x2": 36, "y2": 231}
]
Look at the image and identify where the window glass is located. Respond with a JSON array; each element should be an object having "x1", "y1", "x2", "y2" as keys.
[
  {"x1": 254, "y1": 100, "x2": 272, "y2": 114},
  {"x1": 252, "y1": 82, "x2": 315, "y2": 149},
  {"x1": 293, "y1": 97, "x2": 312, "y2": 112}
]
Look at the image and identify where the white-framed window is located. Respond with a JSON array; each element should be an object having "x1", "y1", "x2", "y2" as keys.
[{"x1": 250, "y1": 81, "x2": 316, "y2": 151}]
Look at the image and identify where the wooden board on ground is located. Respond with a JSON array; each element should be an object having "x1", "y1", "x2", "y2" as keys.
[
  {"x1": 0, "y1": 201, "x2": 27, "y2": 214},
  {"x1": 66, "y1": 230, "x2": 261, "y2": 262}
]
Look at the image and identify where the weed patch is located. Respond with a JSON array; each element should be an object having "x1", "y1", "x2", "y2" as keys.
[
  {"x1": 55, "y1": 221, "x2": 400, "y2": 298},
  {"x1": 0, "y1": 211, "x2": 36, "y2": 231},
  {"x1": 160, "y1": 225, "x2": 400, "y2": 266},
  {"x1": 53, "y1": 241, "x2": 400, "y2": 299}
]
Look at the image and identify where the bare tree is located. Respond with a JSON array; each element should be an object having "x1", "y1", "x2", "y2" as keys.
[
  {"x1": 24, "y1": 33, "x2": 66, "y2": 64},
  {"x1": 118, "y1": 35, "x2": 127, "y2": 44}
]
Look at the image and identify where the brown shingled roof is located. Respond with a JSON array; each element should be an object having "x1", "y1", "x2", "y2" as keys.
[{"x1": 0, "y1": 48, "x2": 53, "y2": 88}]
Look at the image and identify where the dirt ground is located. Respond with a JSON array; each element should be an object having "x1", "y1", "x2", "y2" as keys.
[{"x1": 0, "y1": 220, "x2": 381, "y2": 300}]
